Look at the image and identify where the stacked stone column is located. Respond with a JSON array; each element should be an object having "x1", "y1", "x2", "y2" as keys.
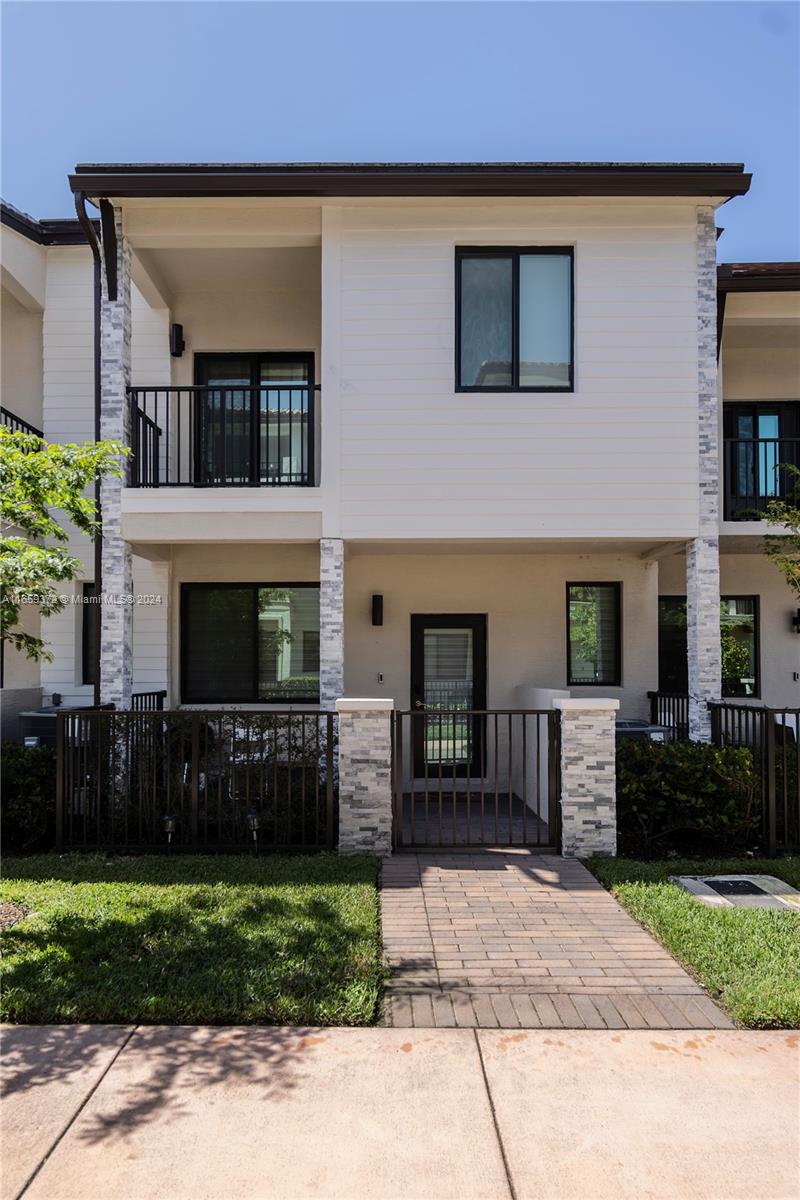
[
  {"x1": 99, "y1": 208, "x2": 133, "y2": 709},
  {"x1": 688, "y1": 207, "x2": 722, "y2": 741},
  {"x1": 336, "y1": 699, "x2": 394, "y2": 856},
  {"x1": 554, "y1": 699, "x2": 619, "y2": 858},
  {"x1": 319, "y1": 538, "x2": 344, "y2": 709}
]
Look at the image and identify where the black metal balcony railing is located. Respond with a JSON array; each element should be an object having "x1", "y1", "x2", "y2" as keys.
[
  {"x1": 127, "y1": 385, "x2": 317, "y2": 487},
  {"x1": 131, "y1": 689, "x2": 167, "y2": 712},
  {"x1": 723, "y1": 437, "x2": 800, "y2": 520},
  {"x1": 1, "y1": 407, "x2": 43, "y2": 438}
]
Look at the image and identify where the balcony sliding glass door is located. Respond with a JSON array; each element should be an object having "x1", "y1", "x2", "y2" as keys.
[
  {"x1": 723, "y1": 403, "x2": 799, "y2": 519},
  {"x1": 195, "y1": 353, "x2": 313, "y2": 486}
]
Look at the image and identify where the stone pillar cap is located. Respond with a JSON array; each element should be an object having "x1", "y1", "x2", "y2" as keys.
[
  {"x1": 553, "y1": 698, "x2": 620, "y2": 712},
  {"x1": 335, "y1": 698, "x2": 395, "y2": 712}
]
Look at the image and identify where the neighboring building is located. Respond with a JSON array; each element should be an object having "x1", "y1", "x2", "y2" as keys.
[{"x1": 1, "y1": 163, "x2": 798, "y2": 745}]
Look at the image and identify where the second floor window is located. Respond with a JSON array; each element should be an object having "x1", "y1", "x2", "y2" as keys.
[{"x1": 456, "y1": 247, "x2": 573, "y2": 391}]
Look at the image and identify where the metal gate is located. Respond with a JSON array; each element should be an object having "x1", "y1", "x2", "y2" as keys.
[{"x1": 392, "y1": 708, "x2": 560, "y2": 850}]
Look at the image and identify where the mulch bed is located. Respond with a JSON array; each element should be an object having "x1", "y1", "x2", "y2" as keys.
[{"x1": 0, "y1": 902, "x2": 29, "y2": 930}]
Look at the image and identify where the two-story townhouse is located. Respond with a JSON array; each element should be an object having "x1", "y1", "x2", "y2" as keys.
[{"x1": 3, "y1": 163, "x2": 798, "y2": 767}]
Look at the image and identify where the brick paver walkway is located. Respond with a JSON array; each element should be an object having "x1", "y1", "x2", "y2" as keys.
[{"x1": 381, "y1": 851, "x2": 734, "y2": 1029}]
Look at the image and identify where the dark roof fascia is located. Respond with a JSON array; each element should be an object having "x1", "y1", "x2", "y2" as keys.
[
  {"x1": 1, "y1": 202, "x2": 97, "y2": 245},
  {"x1": 68, "y1": 162, "x2": 752, "y2": 200},
  {"x1": 718, "y1": 263, "x2": 800, "y2": 293}
]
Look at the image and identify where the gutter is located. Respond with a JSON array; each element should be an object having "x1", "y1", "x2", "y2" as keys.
[{"x1": 73, "y1": 192, "x2": 103, "y2": 706}]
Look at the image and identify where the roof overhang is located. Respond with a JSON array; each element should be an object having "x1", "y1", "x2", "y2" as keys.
[
  {"x1": 718, "y1": 262, "x2": 800, "y2": 293},
  {"x1": 1, "y1": 201, "x2": 96, "y2": 245},
  {"x1": 69, "y1": 161, "x2": 752, "y2": 201}
]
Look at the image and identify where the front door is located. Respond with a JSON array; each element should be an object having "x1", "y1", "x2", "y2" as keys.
[{"x1": 410, "y1": 615, "x2": 487, "y2": 777}]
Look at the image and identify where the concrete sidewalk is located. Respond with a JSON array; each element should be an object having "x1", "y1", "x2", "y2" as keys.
[{"x1": 2, "y1": 1026, "x2": 798, "y2": 1200}]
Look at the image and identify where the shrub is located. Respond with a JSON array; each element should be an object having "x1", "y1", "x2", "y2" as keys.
[
  {"x1": 1, "y1": 742, "x2": 57, "y2": 851},
  {"x1": 616, "y1": 738, "x2": 760, "y2": 857}
]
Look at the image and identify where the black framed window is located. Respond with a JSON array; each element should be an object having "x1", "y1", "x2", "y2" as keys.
[
  {"x1": 566, "y1": 583, "x2": 621, "y2": 686},
  {"x1": 657, "y1": 595, "x2": 760, "y2": 698},
  {"x1": 456, "y1": 247, "x2": 573, "y2": 391},
  {"x1": 181, "y1": 583, "x2": 320, "y2": 703},
  {"x1": 81, "y1": 582, "x2": 99, "y2": 686}
]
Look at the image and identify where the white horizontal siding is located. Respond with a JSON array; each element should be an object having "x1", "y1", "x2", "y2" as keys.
[
  {"x1": 333, "y1": 203, "x2": 701, "y2": 539},
  {"x1": 42, "y1": 248, "x2": 94, "y2": 447}
]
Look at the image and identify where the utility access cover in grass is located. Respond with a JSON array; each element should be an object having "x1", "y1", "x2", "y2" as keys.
[
  {"x1": 671, "y1": 874, "x2": 800, "y2": 910},
  {"x1": 706, "y1": 879, "x2": 767, "y2": 897}
]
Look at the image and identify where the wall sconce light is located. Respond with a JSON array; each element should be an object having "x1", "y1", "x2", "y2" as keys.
[
  {"x1": 371, "y1": 594, "x2": 384, "y2": 626},
  {"x1": 792, "y1": 609, "x2": 800, "y2": 634},
  {"x1": 246, "y1": 809, "x2": 261, "y2": 854},
  {"x1": 163, "y1": 813, "x2": 177, "y2": 851},
  {"x1": 169, "y1": 323, "x2": 185, "y2": 358}
]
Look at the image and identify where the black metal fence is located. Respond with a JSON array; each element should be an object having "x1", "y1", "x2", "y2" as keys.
[
  {"x1": 127, "y1": 385, "x2": 316, "y2": 487},
  {"x1": 56, "y1": 709, "x2": 337, "y2": 852},
  {"x1": 722, "y1": 437, "x2": 800, "y2": 520},
  {"x1": 647, "y1": 691, "x2": 690, "y2": 740},
  {"x1": 710, "y1": 702, "x2": 800, "y2": 853},
  {"x1": 131, "y1": 690, "x2": 167, "y2": 712},
  {"x1": 392, "y1": 709, "x2": 560, "y2": 849},
  {"x1": 1, "y1": 406, "x2": 43, "y2": 437}
]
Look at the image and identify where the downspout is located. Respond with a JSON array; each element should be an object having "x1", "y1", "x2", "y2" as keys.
[{"x1": 74, "y1": 191, "x2": 103, "y2": 707}]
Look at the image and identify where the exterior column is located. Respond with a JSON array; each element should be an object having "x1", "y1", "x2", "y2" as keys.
[
  {"x1": 99, "y1": 207, "x2": 133, "y2": 708},
  {"x1": 554, "y1": 699, "x2": 619, "y2": 858},
  {"x1": 335, "y1": 698, "x2": 394, "y2": 856},
  {"x1": 688, "y1": 207, "x2": 722, "y2": 741},
  {"x1": 320, "y1": 538, "x2": 344, "y2": 709}
]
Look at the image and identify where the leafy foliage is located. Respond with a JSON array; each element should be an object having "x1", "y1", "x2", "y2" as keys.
[
  {"x1": 0, "y1": 428, "x2": 124, "y2": 661},
  {"x1": 616, "y1": 738, "x2": 760, "y2": 856},
  {"x1": 0, "y1": 743, "x2": 57, "y2": 852},
  {"x1": 764, "y1": 463, "x2": 800, "y2": 599}
]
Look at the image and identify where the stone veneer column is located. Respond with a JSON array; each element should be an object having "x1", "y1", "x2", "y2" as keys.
[
  {"x1": 687, "y1": 207, "x2": 722, "y2": 742},
  {"x1": 554, "y1": 699, "x2": 619, "y2": 858},
  {"x1": 319, "y1": 538, "x2": 344, "y2": 709},
  {"x1": 99, "y1": 207, "x2": 133, "y2": 708},
  {"x1": 335, "y1": 698, "x2": 394, "y2": 856}
]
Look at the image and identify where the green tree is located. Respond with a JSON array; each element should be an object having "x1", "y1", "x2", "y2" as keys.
[
  {"x1": 0, "y1": 427, "x2": 125, "y2": 662},
  {"x1": 763, "y1": 464, "x2": 800, "y2": 599}
]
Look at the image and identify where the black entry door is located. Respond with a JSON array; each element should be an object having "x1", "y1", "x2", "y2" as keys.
[{"x1": 410, "y1": 615, "x2": 487, "y2": 777}]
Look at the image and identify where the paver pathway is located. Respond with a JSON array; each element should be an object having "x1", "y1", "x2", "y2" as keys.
[{"x1": 381, "y1": 851, "x2": 734, "y2": 1029}]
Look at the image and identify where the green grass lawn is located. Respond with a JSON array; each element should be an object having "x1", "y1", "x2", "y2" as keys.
[
  {"x1": 0, "y1": 854, "x2": 383, "y2": 1026},
  {"x1": 589, "y1": 856, "x2": 800, "y2": 1029}
]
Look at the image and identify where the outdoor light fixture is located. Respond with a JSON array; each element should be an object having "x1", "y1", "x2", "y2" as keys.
[
  {"x1": 792, "y1": 609, "x2": 800, "y2": 634},
  {"x1": 371, "y1": 594, "x2": 384, "y2": 626},
  {"x1": 163, "y1": 814, "x2": 177, "y2": 852},
  {"x1": 246, "y1": 809, "x2": 261, "y2": 854},
  {"x1": 169, "y1": 323, "x2": 185, "y2": 357}
]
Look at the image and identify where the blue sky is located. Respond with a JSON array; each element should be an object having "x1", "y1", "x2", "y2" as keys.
[{"x1": 2, "y1": 1, "x2": 798, "y2": 261}]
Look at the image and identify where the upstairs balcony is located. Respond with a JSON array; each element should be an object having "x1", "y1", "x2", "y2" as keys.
[
  {"x1": 128, "y1": 381, "x2": 318, "y2": 488},
  {"x1": 722, "y1": 437, "x2": 800, "y2": 520},
  {"x1": 722, "y1": 402, "x2": 799, "y2": 521}
]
